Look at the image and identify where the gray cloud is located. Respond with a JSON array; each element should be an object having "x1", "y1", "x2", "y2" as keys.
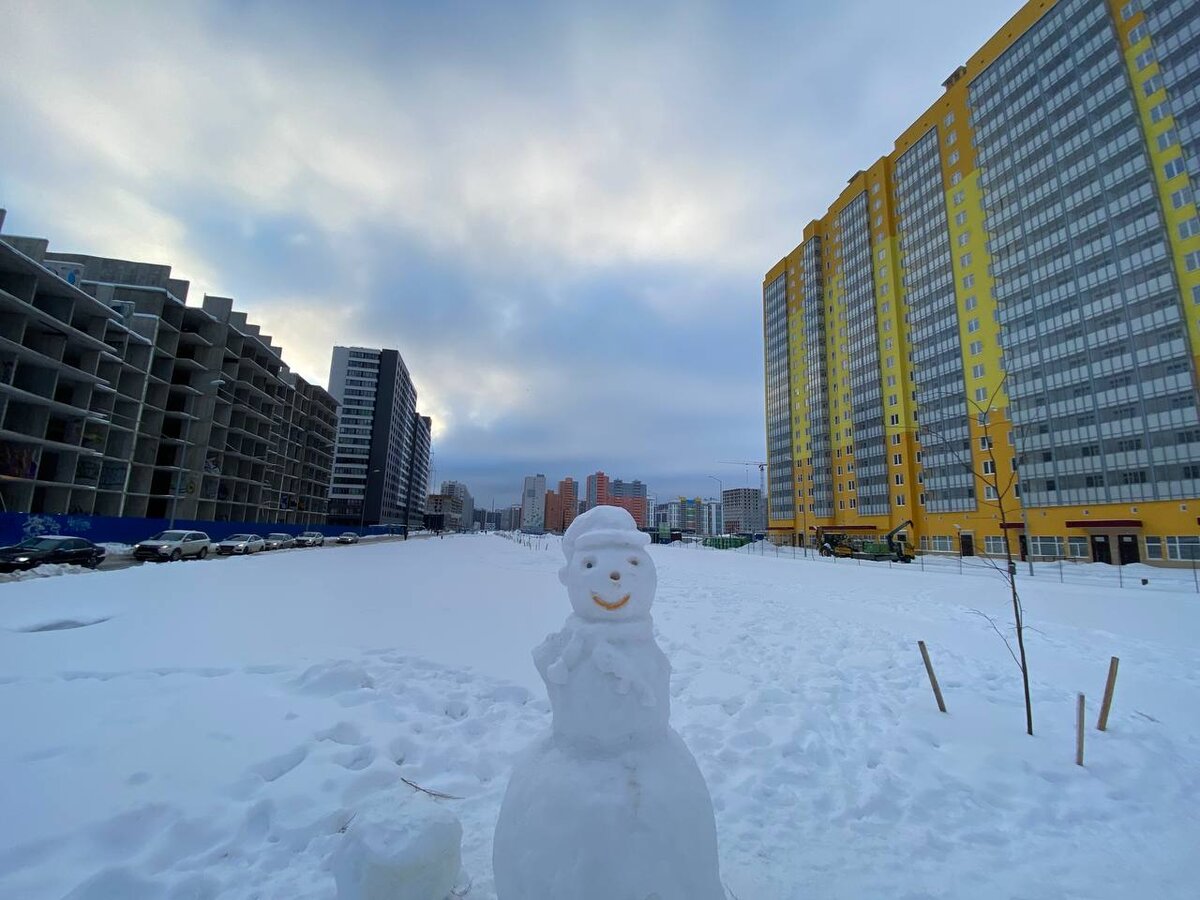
[{"x1": 0, "y1": 0, "x2": 1017, "y2": 506}]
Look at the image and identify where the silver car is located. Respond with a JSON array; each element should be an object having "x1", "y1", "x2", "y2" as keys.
[
  {"x1": 264, "y1": 533, "x2": 295, "y2": 551},
  {"x1": 216, "y1": 534, "x2": 265, "y2": 555},
  {"x1": 133, "y1": 530, "x2": 211, "y2": 562}
]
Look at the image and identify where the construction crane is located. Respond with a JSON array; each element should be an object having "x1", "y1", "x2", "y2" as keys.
[{"x1": 717, "y1": 460, "x2": 767, "y2": 496}]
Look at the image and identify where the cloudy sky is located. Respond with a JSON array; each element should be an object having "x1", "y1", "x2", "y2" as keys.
[{"x1": 0, "y1": 0, "x2": 1015, "y2": 507}]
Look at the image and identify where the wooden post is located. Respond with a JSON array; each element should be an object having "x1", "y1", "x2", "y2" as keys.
[
  {"x1": 918, "y1": 641, "x2": 947, "y2": 713},
  {"x1": 1075, "y1": 693, "x2": 1085, "y2": 766},
  {"x1": 1097, "y1": 657, "x2": 1120, "y2": 731}
]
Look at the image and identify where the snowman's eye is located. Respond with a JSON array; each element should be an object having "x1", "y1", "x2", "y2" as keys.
[
  {"x1": 629, "y1": 558, "x2": 639, "y2": 566},
  {"x1": 584, "y1": 560, "x2": 594, "y2": 569}
]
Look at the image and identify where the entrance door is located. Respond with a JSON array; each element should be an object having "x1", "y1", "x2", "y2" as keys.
[
  {"x1": 1018, "y1": 534, "x2": 1028, "y2": 561},
  {"x1": 960, "y1": 533, "x2": 975, "y2": 557},
  {"x1": 1118, "y1": 533, "x2": 1140, "y2": 566},
  {"x1": 1091, "y1": 534, "x2": 1112, "y2": 564}
]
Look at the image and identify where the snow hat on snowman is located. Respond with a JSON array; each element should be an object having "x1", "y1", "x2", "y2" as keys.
[
  {"x1": 559, "y1": 506, "x2": 655, "y2": 618},
  {"x1": 561, "y1": 505, "x2": 649, "y2": 562}
]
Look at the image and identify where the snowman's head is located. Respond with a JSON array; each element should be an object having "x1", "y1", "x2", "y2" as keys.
[{"x1": 559, "y1": 506, "x2": 656, "y2": 622}]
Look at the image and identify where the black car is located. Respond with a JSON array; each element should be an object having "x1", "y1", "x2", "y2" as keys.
[{"x1": 0, "y1": 535, "x2": 106, "y2": 573}]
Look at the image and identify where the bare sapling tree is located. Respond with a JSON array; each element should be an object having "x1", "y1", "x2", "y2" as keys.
[{"x1": 920, "y1": 375, "x2": 1034, "y2": 736}]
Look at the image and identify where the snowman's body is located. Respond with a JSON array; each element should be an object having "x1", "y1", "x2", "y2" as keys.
[
  {"x1": 493, "y1": 507, "x2": 724, "y2": 900},
  {"x1": 534, "y1": 615, "x2": 669, "y2": 751}
]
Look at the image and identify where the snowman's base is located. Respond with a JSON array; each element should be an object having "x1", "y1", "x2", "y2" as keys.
[{"x1": 493, "y1": 730, "x2": 724, "y2": 900}]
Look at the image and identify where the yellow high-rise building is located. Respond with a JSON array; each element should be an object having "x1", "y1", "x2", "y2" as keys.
[{"x1": 764, "y1": 0, "x2": 1200, "y2": 566}]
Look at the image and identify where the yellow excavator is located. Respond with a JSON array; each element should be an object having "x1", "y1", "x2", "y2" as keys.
[{"x1": 816, "y1": 527, "x2": 855, "y2": 558}]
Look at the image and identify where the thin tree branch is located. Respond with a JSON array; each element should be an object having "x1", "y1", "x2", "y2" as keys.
[
  {"x1": 968, "y1": 607, "x2": 1022, "y2": 670},
  {"x1": 401, "y1": 777, "x2": 463, "y2": 800}
]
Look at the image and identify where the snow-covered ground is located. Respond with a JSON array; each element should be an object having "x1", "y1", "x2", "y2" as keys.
[
  {"x1": 1, "y1": 534, "x2": 1197, "y2": 898},
  {"x1": 0, "y1": 563, "x2": 98, "y2": 585}
]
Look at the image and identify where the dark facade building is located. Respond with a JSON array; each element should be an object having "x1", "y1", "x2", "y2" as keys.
[{"x1": 328, "y1": 346, "x2": 431, "y2": 528}]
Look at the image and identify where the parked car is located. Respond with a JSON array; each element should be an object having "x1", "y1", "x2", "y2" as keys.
[
  {"x1": 215, "y1": 534, "x2": 265, "y2": 555},
  {"x1": 336, "y1": 532, "x2": 361, "y2": 545},
  {"x1": 264, "y1": 533, "x2": 295, "y2": 551},
  {"x1": 294, "y1": 532, "x2": 326, "y2": 547},
  {"x1": 133, "y1": 530, "x2": 211, "y2": 562},
  {"x1": 0, "y1": 535, "x2": 106, "y2": 572}
]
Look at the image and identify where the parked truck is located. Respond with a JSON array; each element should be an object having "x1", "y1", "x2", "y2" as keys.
[{"x1": 849, "y1": 520, "x2": 915, "y2": 563}]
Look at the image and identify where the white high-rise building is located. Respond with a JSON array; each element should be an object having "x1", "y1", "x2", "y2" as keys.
[
  {"x1": 521, "y1": 474, "x2": 546, "y2": 534},
  {"x1": 701, "y1": 499, "x2": 723, "y2": 537}
]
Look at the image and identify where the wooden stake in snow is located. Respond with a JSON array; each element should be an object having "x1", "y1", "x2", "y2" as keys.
[
  {"x1": 1097, "y1": 656, "x2": 1120, "y2": 732},
  {"x1": 918, "y1": 640, "x2": 947, "y2": 713},
  {"x1": 1076, "y1": 693, "x2": 1086, "y2": 767}
]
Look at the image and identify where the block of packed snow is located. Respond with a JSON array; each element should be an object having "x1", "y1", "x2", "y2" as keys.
[
  {"x1": 333, "y1": 793, "x2": 461, "y2": 900},
  {"x1": 493, "y1": 505, "x2": 724, "y2": 900}
]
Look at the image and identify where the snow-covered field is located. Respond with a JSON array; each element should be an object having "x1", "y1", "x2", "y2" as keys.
[{"x1": 1, "y1": 534, "x2": 1197, "y2": 899}]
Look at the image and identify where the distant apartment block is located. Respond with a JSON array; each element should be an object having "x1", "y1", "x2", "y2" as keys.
[
  {"x1": 440, "y1": 480, "x2": 474, "y2": 531},
  {"x1": 701, "y1": 498, "x2": 723, "y2": 536},
  {"x1": 654, "y1": 497, "x2": 722, "y2": 536},
  {"x1": 544, "y1": 488, "x2": 564, "y2": 533},
  {"x1": 521, "y1": 473, "x2": 546, "y2": 533},
  {"x1": 496, "y1": 504, "x2": 522, "y2": 532},
  {"x1": 558, "y1": 477, "x2": 578, "y2": 531},
  {"x1": 585, "y1": 470, "x2": 649, "y2": 527},
  {"x1": 541, "y1": 476, "x2": 580, "y2": 534},
  {"x1": 611, "y1": 478, "x2": 648, "y2": 500},
  {"x1": 425, "y1": 493, "x2": 463, "y2": 531},
  {"x1": 764, "y1": 0, "x2": 1200, "y2": 565},
  {"x1": 722, "y1": 488, "x2": 765, "y2": 534},
  {"x1": 585, "y1": 470, "x2": 610, "y2": 509},
  {"x1": 0, "y1": 224, "x2": 335, "y2": 525},
  {"x1": 328, "y1": 346, "x2": 431, "y2": 529}
]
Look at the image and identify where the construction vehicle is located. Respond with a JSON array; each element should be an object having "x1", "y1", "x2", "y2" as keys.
[
  {"x1": 815, "y1": 527, "x2": 855, "y2": 558},
  {"x1": 850, "y1": 520, "x2": 915, "y2": 563}
]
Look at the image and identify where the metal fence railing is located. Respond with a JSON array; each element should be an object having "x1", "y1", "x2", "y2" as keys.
[
  {"x1": 486, "y1": 530, "x2": 1200, "y2": 594},
  {"x1": 659, "y1": 536, "x2": 1200, "y2": 594}
]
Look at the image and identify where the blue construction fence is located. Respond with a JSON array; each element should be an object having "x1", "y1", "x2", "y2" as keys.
[{"x1": 0, "y1": 512, "x2": 407, "y2": 548}]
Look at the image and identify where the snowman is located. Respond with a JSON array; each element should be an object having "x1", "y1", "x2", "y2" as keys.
[{"x1": 493, "y1": 505, "x2": 724, "y2": 900}]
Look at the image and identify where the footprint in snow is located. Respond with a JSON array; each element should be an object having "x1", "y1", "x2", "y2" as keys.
[
  {"x1": 335, "y1": 745, "x2": 376, "y2": 771},
  {"x1": 316, "y1": 721, "x2": 366, "y2": 745},
  {"x1": 250, "y1": 746, "x2": 307, "y2": 783}
]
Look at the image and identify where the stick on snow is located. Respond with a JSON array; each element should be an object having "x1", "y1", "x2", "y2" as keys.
[
  {"x1": 1076, "y1": 693, "x2": 1086, "y2": 767},
  {"x1": 1097, "y1": 656, "x2": 1120, "y2": 732},
  {"x1": 918, "y1": 640, "x2": 947, "y2": 713}
]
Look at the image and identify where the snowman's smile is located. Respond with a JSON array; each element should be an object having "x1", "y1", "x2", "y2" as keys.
[{"x1": 591, "y1": 592, "x2": 631, "y2": 611}]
